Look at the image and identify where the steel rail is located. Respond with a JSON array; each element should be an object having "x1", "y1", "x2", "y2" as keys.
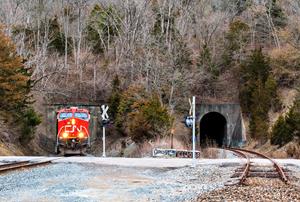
[
  {"x1": 224, "y1": 148, "x2": 251, "y2": 185},
  {"x1": 0, "y1": 157, "x2": 62, "y2": 174},
  {"x1": 0, "y1": 160, "x2": 30, "y2": 169},
  {"x1": 231, "y1": 148, "x2": 288, "y2": 183}
]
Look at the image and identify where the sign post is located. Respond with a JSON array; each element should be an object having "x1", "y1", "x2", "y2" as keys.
[
  {"x1": 101, "y1": 105, "x2": 109, "y2": 157},
  {"x1": 192, "y1": 96, "x2": 196, "y2": 167},
  {"x1": 102, "y1": 126, "x2": 106, "y2": 157},
  {"x1": 186, "y1": 96, "x2": 197, "y2": 167}
]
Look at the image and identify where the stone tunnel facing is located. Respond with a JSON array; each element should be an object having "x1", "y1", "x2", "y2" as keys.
[{"x1": 200, "y1": 112, "x2": 227, "y2": 147}]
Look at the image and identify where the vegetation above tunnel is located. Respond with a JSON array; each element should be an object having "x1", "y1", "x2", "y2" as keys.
[
  {"x1": 0, "y1": 0, "x2": 299, "y2": 152},
  {"x1": 239, "y1": 48, "x2": 279, "y2": 143}
]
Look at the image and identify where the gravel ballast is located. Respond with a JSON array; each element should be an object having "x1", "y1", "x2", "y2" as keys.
[
  {"x1": 0, "y1": 162, "x2": 236, "y2": 202},
  {"x1": 0, "y1": 159, "x2": 299, "y2": 201},
  {"x1": 197, "y1": 178, "x2": 300, "y2": 202},
  {"x1": 197, "y1": 164, "x2": 300, "y2": 202}
]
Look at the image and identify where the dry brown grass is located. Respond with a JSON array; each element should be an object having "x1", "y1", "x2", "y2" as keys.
[
  {"x1": 268, "y1": 149, "x2": 288, "y2": 158},
  {"x1": 0, "y1": 142, "x2": 24, "y2": 155},
  {"x1": 199, "y1": 141, "x2": 223, "y2": 158},
  {"x1": 135, "y1": 136, "x2": 188, "y2": 157},
  {"x1": 200, "y1": 147, "x2": 219, "y2": 158},
  {"x1": 245, "y1": 139, "x2": 300, "y2": 159},
  {"x1": 286, "y1": 141, "x2": 300, "y2": 158}
]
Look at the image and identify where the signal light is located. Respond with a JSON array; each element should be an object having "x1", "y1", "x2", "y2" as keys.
[
  {"x1": 62, "y1": 132, "x2": 69, "y2": 138},
  {"x1": 101, "y1": 119, "x2": 110, "y2": 127},
  {"x1": 78, "y1": 132, "x2": 85, "y2": 139},
  {"x1": 184, "y1": 116, "x2": 193, "y2": 128}
]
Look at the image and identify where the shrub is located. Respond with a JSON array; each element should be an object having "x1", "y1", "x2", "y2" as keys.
[
  {"x1": 19, "y1": 108, "x2": 42, "y2": 144},
  {"x1": 271, "y1": 97, "x2": 300, "y2": 146},
  {"x1": 108, "y1": 75, "x2": 121, "y2": 120},
  {"x1": 222, "y1": 19, "x2": 249, "y2": 68},
  {"x1": 152, "y1": 3, "x2": 176, "y2": 41},
  {"x1": 128, "y1": 95, "x2": 172, "y2": 142},
  {"x1": 0, "y1": 25, "x2": 31, "y2": 111},
  {"x1": 266, "y1": 0, "x2": 287, "y2": 27},
  {"x1": 270, "y1": 45, "x2": 300, "y2": 71},
  {"x1": 270, "y1": 115, "x2": 292, "y2": 146},
  {"x1": 285, "y1": 97, "x2": 300, "y2": 139},
  {"x1": 115, "y1": 85, "x2": 172, "y2": 143},
  {"x1": 48, "y1": 17, "x2": 73, "y2": 55},
  {"x1": 270, "y1": 45, "x2": 300, "y2": 88},
  {"x1": 86, "y1": 4, "x2": 121, "y2": 53},
  {"x1": 115, "y1": 85, "x2": 147, "y2": 134},
  {"x1": 197, "y1": 44, "x2": 218, "y2": 76},
  {"x1": 239, "y1": 49, "x2": 279, "y2": 141},
  {"x1": 0, "y1": 25, "x2": 41, "y2": 144}
]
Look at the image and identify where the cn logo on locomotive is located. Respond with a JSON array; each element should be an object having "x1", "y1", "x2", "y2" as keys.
[{"x1": 64, "y1": 125, "x2": 85, "y2": 133}]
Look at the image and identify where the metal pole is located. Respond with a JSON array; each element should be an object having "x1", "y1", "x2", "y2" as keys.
[
  {"x1": 171, "y1": 133, "x2": 174, "y2": 149},
  {"x1": 192, "y1": 96, "x2": 196, "y2": 167},
  {"x1": 102, "y1": 126, "x2": 106, "y2": 157}
]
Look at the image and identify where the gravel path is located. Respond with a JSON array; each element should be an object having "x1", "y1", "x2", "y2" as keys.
[{"x1": 0, "y1": 162, "x2": 237, "y2": 202}]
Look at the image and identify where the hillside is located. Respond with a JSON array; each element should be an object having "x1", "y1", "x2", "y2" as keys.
[{"x1": 0, "y1": 0, "x2": 299, "y2": 156}]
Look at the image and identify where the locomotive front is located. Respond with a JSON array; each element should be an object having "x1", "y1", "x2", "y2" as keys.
[{"x1": 55, "y1": 107, "x2": 91, "y2": 155}]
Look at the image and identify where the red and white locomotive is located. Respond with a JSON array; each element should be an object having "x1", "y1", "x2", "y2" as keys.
[{"x1": 55, "y1": 107, "x2": 91, "y2": 155}]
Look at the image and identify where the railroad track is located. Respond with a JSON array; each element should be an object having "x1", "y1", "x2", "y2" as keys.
[
  {"x1": 225, "y1": 148, "x2": 289, "y2": 185},
  {"x1": 0, "y1": 158, "x2": 61, "y2": 174}
]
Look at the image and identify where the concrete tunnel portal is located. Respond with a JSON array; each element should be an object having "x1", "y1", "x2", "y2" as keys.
[{"x1": 200, "y1": 112, "x2": 227, "y2": 147}]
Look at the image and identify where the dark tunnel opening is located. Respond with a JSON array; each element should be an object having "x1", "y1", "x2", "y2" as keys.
[{"x1": 200, "y1": 112, "x2": 227, "y2": 147}]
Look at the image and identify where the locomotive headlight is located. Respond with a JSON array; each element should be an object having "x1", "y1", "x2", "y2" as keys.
[
  {"x1": 78, "y1": 132, "x2": 85, "y2": 138},
  {"x1": 62, "y1": 132, "x2": 69, "y2": 138},
  {"x1": 71, "y1": 119, "x2": 76, "y2": 125}
]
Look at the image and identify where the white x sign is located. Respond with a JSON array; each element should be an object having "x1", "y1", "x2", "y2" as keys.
[{"x1": 101, "y1": 105, "x2": 109, "y2": 120}]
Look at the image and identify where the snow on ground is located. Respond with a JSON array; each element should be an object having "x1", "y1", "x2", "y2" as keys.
[
  {"x1": 0, "y1": 157, "x2": 299, "y2": 201},
  {"x1": 0, "y1": 161, "x2": 236, "y2": 202}
]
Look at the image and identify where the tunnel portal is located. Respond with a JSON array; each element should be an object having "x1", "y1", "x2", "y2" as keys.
[{"x1": 200, "y1": 112, "x2": 227, "y2": 147}]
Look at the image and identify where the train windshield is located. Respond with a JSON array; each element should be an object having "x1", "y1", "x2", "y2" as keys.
[
  {"x1": 74, "y1": 112, "x2": 89, "y2": 120},
  {"x1": 59, "y1": 112, "x2": 73, "y2": 120}
]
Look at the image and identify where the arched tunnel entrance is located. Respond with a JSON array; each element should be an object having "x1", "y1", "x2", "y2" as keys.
[{"x1": 200, "y1": 112, "x2": 227, "y2": 147}]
